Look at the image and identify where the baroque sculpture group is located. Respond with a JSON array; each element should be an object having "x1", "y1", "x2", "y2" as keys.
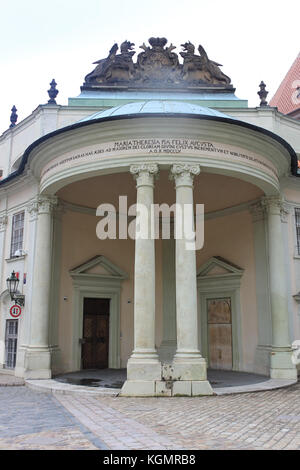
[{"x1": 84, "y1": 37, "x2": 232, "y2": 88}]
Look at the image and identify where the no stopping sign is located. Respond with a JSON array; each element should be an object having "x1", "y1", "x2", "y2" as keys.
[{"x1": 10, "y1": 304, "x2": 22, "y2": 318}]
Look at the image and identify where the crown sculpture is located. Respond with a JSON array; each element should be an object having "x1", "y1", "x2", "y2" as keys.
[{"x1": 83, "y1": 37, "x2": 232, "y2": 91}]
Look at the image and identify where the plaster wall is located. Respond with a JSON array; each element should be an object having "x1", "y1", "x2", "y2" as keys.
[{"x1": 54, "y1": 172, "x2": 260, "y2": 373}]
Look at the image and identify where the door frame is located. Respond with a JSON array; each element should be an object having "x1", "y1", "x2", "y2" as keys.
[
  {"x1": 197, "y1": 257, "x2": 243, "y2": 371},
  {"x1": 70, "y1": 256, "x2": 128, "y2": 371}
]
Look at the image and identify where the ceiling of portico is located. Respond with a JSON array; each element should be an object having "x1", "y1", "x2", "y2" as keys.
[{"x1": 57, "y1": 170, "x2": 263, "y2": 214}]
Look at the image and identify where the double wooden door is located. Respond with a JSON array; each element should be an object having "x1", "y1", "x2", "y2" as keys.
[{"x1": 81, "y1": 298, "x2": 110, "y2": 369}]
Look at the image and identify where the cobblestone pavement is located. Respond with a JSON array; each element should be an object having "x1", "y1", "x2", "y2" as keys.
[
  {"x1": 1, "y1": 382, "x2": 300, "y2": 450},
  {"x1": 55, "y1": 381, "x2": 300, "y2": 450},
  {"x1": 0, "y1": 386, "x2": 106, "y2": 450}
]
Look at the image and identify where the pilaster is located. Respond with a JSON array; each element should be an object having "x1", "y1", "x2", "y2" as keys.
[{"x1": 262, "y1": 196, "x2": 297, "y2": 379}]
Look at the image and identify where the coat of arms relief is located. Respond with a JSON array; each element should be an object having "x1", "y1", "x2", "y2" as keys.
[{"x1": 84, "y1": 37, "x2": 232, "y2": 89}]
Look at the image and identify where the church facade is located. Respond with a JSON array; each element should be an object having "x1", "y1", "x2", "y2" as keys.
[{"x1": 0, "y1": 38, "x2": 299, "y2": 396}]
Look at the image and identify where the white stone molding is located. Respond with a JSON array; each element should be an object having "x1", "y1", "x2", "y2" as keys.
[{"x1": 0, "y1": 214, "x2": 8, "y2": 232}]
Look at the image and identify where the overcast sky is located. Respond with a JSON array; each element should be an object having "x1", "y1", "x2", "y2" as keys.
[{"x1": 0, "y1": 0, "x2": 299, "y2": 133}]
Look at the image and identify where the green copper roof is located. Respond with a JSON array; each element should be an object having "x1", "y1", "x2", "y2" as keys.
[{"x1": 79, "y1": 100, "x2": 237, "y2": 122}]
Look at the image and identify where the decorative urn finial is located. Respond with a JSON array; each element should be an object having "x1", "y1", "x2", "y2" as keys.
[
  {"x1": 9, "y1": 105, "x2": 18, "y2": 128},
  {"x1": 258, "y1": 81, "x2": 269, "y2": 107},
  {"x1": 47, "y1": 79, "x2": 59, "y2": 104}
]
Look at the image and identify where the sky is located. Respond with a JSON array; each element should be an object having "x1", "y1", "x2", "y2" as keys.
[{"x1": 0, "y1": 0, "x2": 299, "y2": 133}]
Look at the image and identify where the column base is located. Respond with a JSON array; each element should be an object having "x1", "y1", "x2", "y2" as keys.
[
  {"x1": 165, "y1": 355, "x2": 208, "y2": 381},
  {"x1": 121, "y1": 354, "x2": 214, "y2": 397},
  {"x1": 120, "y1": 380, "x2": 156, "y2": 396},
  {"x1": 270, "y1": 348, "x2": 297, "y2": 380},
  {"x1": 120, "y1": 379, "x2": 214, "y2": 397},
  {"x1": 16, "y1": 346, "x2": 52, "y2": 379},
  {"x1": 126, "y1": 352, "x2": 162, "y2": 381}
]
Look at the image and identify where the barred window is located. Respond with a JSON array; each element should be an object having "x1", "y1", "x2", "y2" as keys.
[{"x1": 10, "y1": 211, "x2": 25, "y2": 258}]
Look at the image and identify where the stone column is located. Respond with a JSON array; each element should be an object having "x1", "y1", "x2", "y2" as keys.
[
  {"x1": 120, "y1": 163, "x2": 161, "y2": 396},
  {"x1": 262, "y1": 196, "x2": 297, "y2": 379},
  {"x1": 23, "y1": 196, "x2": 58, "y2": 379},
  {"x1": 169, "y1": 164, "x2": 213, "y2": 396}
]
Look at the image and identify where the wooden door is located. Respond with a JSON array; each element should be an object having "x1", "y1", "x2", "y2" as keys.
[
  {"x1": 207, "y1": 297, "x2": 232, "y2": 370},
  {"x1": 81, "y1": 298, "x2": 110, "y2": 369}
]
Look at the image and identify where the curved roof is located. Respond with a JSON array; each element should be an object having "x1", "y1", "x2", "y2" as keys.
[
  {"x1": 79, "y1": 100, "x2": 235, "y2": 122},
  {"x1": 0, "y1": 100, "x2": 298, "y2": 188}
]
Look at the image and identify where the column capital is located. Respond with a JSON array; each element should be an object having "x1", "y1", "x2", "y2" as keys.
[
  {"x1": 130, "y1": 163, "x2": 159, "y2": 187},
  {"x1": 0, "y1": 214, "x2": 8, "y2": 232},
  {"x1": 261, "y1": 196, "x2": 289, "y2": 222},
  {"x1": 27, "y1": 196, "x2": 58, "y2": 219},
  {"x1": 170, "y1": 163, "x2": 200, "y2": 187}
]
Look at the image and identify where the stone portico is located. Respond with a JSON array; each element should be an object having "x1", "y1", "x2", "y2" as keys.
[{"x1": 0, "y1": 37, "x2": 299, "y2": 394}]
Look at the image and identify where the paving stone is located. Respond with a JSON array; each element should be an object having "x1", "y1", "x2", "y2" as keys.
[
  {"x1": 1, "y1": 379, "x2": 300, "y2": 450},
  {"x1": 55, "y1": 380, "x2": 300, "y2": 450}
]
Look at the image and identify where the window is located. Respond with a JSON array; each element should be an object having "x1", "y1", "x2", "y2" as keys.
[
  {"x1": 10, "y1": 211, "x2": 25, "y2": 258},
  {"x1": 295, "y1": 208, "x2": 300, "y2": 255},
  {"x1": 5, "y1": 320, "x2": 18, "y2": 369}
]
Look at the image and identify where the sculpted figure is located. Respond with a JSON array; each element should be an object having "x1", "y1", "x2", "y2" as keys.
[
  {"x1": 84, "y1": 43, "x2": 118, "y2": 84},
  {"x1": 198, "y1": 45, "x2": 231, "y2": 85},
  {"x1": 85, "y1": 41, "x2": 136, "y2": 84},
  {"x1": 180, "y1": 42, "x2": 211, "y2": 83},
  {"x1": 83, "y1": 37, "x2": 232, "y2": 89},
  {"x1": 180, "y1": 42, "x2": 231, "y2": 85}
]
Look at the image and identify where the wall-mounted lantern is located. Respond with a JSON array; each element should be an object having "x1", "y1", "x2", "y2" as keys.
[{"x1": 6, "y1": 271, "x2": 25, "y2": 306}]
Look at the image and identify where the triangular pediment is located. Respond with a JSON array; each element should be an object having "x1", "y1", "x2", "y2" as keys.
[
  {"x1": 197, "y1": 256, "x2": 243, "y2": 278},
  {"x1": 70, "y1": 255, "x2": 128, "y2": 280}
]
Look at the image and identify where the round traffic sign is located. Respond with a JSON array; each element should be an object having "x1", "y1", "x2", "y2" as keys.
[{"x1": 10, "y1": 304, "x2": 22, "y2": 318}]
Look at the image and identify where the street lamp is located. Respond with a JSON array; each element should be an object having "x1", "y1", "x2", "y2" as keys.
[{"x1": 6, "y1": 271, "x2": 25, "y2": 306}]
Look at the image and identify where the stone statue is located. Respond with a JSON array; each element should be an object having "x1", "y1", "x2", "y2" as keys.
[
  {"x1": 180, "y1": 42, "x2": 231, "y2": 85},
  {"x1": 85, "y1": 41, "x2": 136, "y2": 84},
  {"x1": 180, "y1": 41, "x2": 211, "y2": 83},
  {"x1": 83, "y1": 37, "x2": 232, "y2": 89},
  {"x1": 198, "y1": 45, "x2": 231, "y2": 85}
]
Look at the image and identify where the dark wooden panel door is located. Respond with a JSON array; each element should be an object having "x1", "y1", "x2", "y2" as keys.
[
  {"x1": 207, "y1": 298, "x2": 233, "y2": 370},
  {"x1": 81, "y1": 298, "x2": 110, "y2": 369}
]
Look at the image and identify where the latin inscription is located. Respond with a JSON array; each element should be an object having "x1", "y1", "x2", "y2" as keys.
[{"x1": 41, "y1": 139, "x2": 278, "y2": 180}]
